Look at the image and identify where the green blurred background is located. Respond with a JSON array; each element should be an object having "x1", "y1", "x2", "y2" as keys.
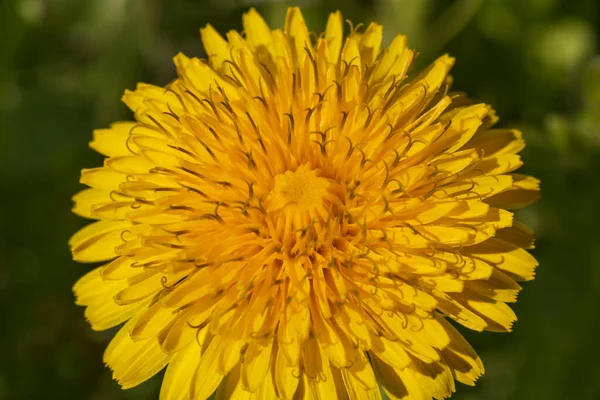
[{"x1": 1, "y1": 0, "x2": 599, "y2": 399}]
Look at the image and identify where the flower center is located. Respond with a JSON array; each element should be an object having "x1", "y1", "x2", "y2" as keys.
[{"x1": 270, "y1": 164, "x2": 330, "y2": 212}]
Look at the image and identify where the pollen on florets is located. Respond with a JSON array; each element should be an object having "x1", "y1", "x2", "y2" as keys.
[{"x1": 269, "y1": 164, "x2": 330, "y2": 213}]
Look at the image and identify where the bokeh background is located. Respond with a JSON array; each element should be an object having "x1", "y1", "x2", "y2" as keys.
[{"x1": 1, "y1": 0, "x2": 599, "y2": 399}]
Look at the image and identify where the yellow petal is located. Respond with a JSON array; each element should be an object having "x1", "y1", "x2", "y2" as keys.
[
  {"x1": 467, "y1": 129, "x2": 525, "y2": 157},
  {"x1": 200, "y1": 24, "x2": 230, "y2": 69},
  {"x1": 72, "y1": 188, "x2": 112, "y2": 219},
  {"x1": 418, "y1": 223, "x2": 494, "y2": 246},
  {"x1": 69, "y1": 220, "x2": 132, "y2": 263},
  {"x1": 335, "y1": 305, "x2": 370, "y2": 349},
  {"x1": 274, "y1": 344, "x2": 300, "y2": 399},
  {"x1": 347, "y1": 352, "x2": 378, "y2": 390},
  {"x1": 433, "y1": 149, "x2": 479, "y2": 177},
  {"x1": 104, "y1": 316, "x2": 171, "y2": 389},
  {"x1": 90, "y1": 122, "x2": 136, "y2": 157},
  {"x1": 421, "y1": 275, "x2": 464, "y2": 293},
  {"x1": 359, "y1": 23, "x2": 383, "y2": 66},
  {"x1": 131, "y1": 301, "x2": 179, "y2": 341},
  {"x1": 292, "y1": 374, "x2": 311, "y2": 400},
  {"x1": 242, "y1": 8, "x2": 272, "y2": 50},
  {"x1": 486, "y1": 174, "x2": 540, "y2": 209},
  {"x1": 375, "y1": 310, "x2": 440, "y2": 362},
  {"x1": 404, "y1": 357, "x2": 455, "y2": 400},
  {"x1": 216, "y1": 364, "x2": 256, "y2": 400},
  {"x1": 376, "y1": 353, "x2": 455, "y2": 400},
  {"x1": 308, "y1": 296, "x2": 352, "y2": 369},
  {"x1": 371, "y1": 354, "x2": 410, "y2": 400},
  {"x1": 437, "y1": 317, "x2": 484, "y2": 386},
  {"x1": 218, "y1": 338, "x2": 245, "y2": 375},
  {"x1": 80, "y1": 167, "x2": 126, "y2": 191},
  {"x1": 284, "y1": 7, "x2": 311, "y2": 66},
  {"x1": 158, "y1": 308, "x2": 210, "y2": 354},
  {"x1": 303, "y1": 338, "x2": 337, "y2": 400},
  {"x1": 341, "y1": 366, "x2": 382, "y2": 400},
  {"x1": 465, "y1": 237, "x2": 538, "y2": 281},
  {"x1": 466, "y1": 269, "x2": 522, "y2": 302},
  {"x1": 160, "y1": 342, "x2": 202, "y2": 400},
  {"x1": 241, "y1": 340, "x2": 274, "y2": 392},
  {"x1": 250, "y1": 366, "x2": 278, "y2": 400},
  {"x1": 370, "y1": 336, "x2": 411, "y2": 370},
  {"x1": 455, "y1": 289, "x2": 517, "y2": 332},
  {"x1": 121, "y1": 83, "x2": 170, "y2": 113},
  {"x1": 115, "y1": 266, "x2": 191, "y2": 305},
  {"x1": 431, "y1": 289, "x2": 487, "y2": 331},
  {"x1": 445, "y1": 200, "x2": 490, "y2": 219},
  {"x1": 191, "y1": 335, "x2": 228, "y2": 400},
  {"x1": 330, "y1": 367, "x2": 351, "y2": 400},
  {"x1": 341, "y1": 36, "x2": 361, "y2": 68},
  {"x1": 102, "y1": 256, "x2": 145, "y2": 281},
  {"x1": 443, "y1": 103, "x2": 488, "y2": 154},
  {"x1": 174, "y1": 53, "x2": 239, "y2": 100},
  {"x1": 371, "y1": 34, "x2": 413, "y2": 84},
  {"x1": 435, "y1": 174, "x2": 513, "y2": 200},
  {"x1": 73, "y1": 266, "x2": 143, "y2": 330},
  {"x1": 477, "y1": 153, "x2": 523, "y2": 175},
  {"x1": 105, "y1": 155, "x2": 154, "y2": 175},
  {"x1": 495, "y1": 221, "x2": 536, "y2": 249},
  {"x1": 325, "y1": 11, "x2": 343, "y2": 63}
]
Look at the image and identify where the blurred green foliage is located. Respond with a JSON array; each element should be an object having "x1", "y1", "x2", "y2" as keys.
[{"x1": 1, "y1": 0, "x2": 599, "y2": 399}]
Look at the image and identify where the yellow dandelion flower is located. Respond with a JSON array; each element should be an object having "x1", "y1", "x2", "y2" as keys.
[{"x1": 70, "y1": 7, "x2": 540, "y2": 400}]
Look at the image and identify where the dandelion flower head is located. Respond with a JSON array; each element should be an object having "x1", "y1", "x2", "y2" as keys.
[{"x1": 70, "y1": 7, "x2": 540, "y2": 400}]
